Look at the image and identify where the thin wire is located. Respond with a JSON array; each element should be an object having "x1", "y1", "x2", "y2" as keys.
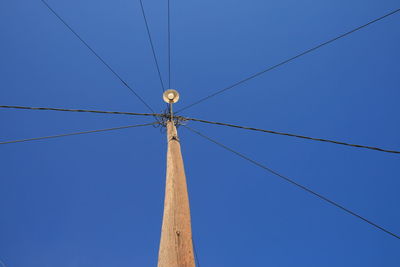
[
  {"x1": 3, "y1": 106, "x2": 399, "y2": 154},
  {"x1": 181, "y1": 116, "x2": 400, "y2": 154},
  {"x1": 40, "y1": 0, "x2": 155, "y2": 113},
  {"x1": 168, "y1": 0, "x2": 171, "y2": 88},
  {"x1": 0, "y1": 105, "x2": 161, "y2": 117},
  {"x1": 139, "y1": 0, "x2": 166, "y2": 93},
  {"x1": 184, "y1": 125, "x2": 400, "y2": 240},
  {"x1": 0, "y1": 122, "x2": 157, "y2": 145},
  {"x1": 177, "y1": 8, "x2": 400, "y2": 113},
  {"x1": 0, "y1": 259, "x2": 6, "y2": 267},
  {"x1": 192, "y1": 236, "x2": 201, "y2": 267}
]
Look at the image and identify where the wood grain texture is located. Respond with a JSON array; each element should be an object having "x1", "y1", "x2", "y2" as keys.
[{"x1": 157, "y1": 121, "x2": 195, "y2": 267}]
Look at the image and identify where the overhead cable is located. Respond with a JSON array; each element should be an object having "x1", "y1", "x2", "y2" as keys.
[
  {"x1": 177, "y1": 8, "x2": 400, "y2": 113},
  {"x1": 40, "y1": 0, "x2": 155, "y2": 113},
  {"x1": 3, "y1": 105, "x2": 399, "y2": 154},
  {"x1": 192, "y1": 236, "x2": 201, "y2": 267},
  {"x1": 0, "y1": 122, "x2": 157, "y2": 145},
  {"x1": 139, "y1": 0, "x2": 166, "y2": 92},
  {"x1": 184, "y1": 125, "x2": 400, "y2": 240},
  {"x1": 0, "y1": 105, "x2": 161, "y2": 117},
  {"x1": 182, "y1": 117, "x2": 400, "y2": 154},
  {"x1": 3, "y1": 106, "x2": 398, "y2": 154},
  {"x1": 168, "y1": 0, "x2": 171, "y2": 88}
]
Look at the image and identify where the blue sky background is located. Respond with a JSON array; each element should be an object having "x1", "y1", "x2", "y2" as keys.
[{"x1": 1, "y1": 0, "x2": 400, "y2": 266}]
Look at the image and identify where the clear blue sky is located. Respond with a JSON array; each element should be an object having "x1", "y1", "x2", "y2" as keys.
[{"x1": 1, "y1": 0, "x2": 399, "y2": 266}]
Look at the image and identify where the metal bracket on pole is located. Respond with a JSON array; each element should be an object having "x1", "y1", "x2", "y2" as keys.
[{"x1": 163, "y1": 89, "x2": 180, "y2": 124}]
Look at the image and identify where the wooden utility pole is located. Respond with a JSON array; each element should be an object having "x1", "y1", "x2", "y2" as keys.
[{"x1": 158, "y1": 90, "x2": 195, "y2": 267}]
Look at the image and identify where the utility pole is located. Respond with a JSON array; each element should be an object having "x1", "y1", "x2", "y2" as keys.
[{"x1": 158, "y1": 90, "x2": 196, "y2": 267}]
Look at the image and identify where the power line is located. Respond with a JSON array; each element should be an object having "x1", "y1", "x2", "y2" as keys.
[
  {"x1": 139, "y1": 0, "x2": 166, "y2": 93},
  {"x1": 3, "y1": 105, "x2": 399, "y2": 154},
  {"x1": 177, "y1": 8, "x2": 400, "y2": 113},
  {"x1": 184, "y1": 125, "x2": 400, "y2": 240},
  {"x1": 182, "y1": 116, "x2": 400, "y2": 154},
  {"x1": 0, "y1": 122, "x2": 157, "y2": 145},
  {"x1": 168, "y1": 0, "x2": 171, "y2": 88},
  {"x1": 192, "y1": 236, "x2": 201, "y2": 267},
  {"x1": 4, "y1": 105, "x2": 398, "y2": 154},
  {"x1": 0, "y1": 105, "x2": 161, "y2": 117},
  {"x1": 40, "y1": 0, "x2": 155, "y2": 113}
]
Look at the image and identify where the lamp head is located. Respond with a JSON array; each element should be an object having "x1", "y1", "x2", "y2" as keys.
[{"x1": 163, "y1": 89, "x2": 180, "y2": 103}]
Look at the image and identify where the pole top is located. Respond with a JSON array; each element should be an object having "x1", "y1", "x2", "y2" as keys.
[{"x1": 163, "y1": 89, "x2": 180, "y2": 104}]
